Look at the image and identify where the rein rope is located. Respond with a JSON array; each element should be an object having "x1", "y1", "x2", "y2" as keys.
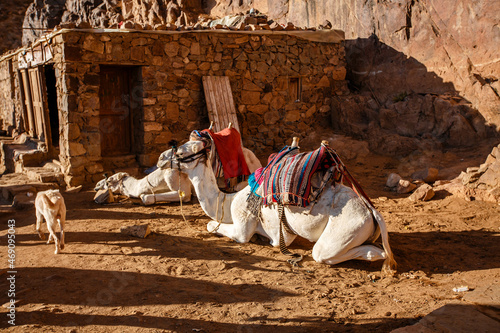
[
  {"x1": 145, "y1": 173, "x2": 157, "y2": 204},
  {"x1": 209, "y1": 192, "x2": 226, "y2": 233},
  {"x1": 278, "y1": 203, "x2": 303, "y2": 267},
  {"x1": 169, "y1": 144, "x2": 189, "y2": 223}
]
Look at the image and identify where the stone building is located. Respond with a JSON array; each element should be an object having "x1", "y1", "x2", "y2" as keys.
[{"x1": 0, "y1": 27, "x2": 347, "y2": 186}]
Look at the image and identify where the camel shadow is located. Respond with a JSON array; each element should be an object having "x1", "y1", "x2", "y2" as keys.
[{"x1": 390, "y1": 229, "x2": 500, "y2": 274}]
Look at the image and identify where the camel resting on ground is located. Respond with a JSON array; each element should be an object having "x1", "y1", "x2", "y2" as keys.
[
  {"x1": 171, "y1": 138, "x2": 397, "y2": 273},
  {"x1": 95, "y1": 149, "x2": 192, "y2": 205}
]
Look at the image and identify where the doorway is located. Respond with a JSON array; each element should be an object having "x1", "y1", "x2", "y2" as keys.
[
  {"x1": 44, "y1": 65, "x2": 59, "y2": 147},
  {"x1": 99, "y1": 66, "x2": 133, "y2": 157}
]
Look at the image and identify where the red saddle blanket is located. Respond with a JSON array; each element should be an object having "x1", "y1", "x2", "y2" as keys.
[{"x1": 195, "y1": 128, "x2": 251, "y2": 180}]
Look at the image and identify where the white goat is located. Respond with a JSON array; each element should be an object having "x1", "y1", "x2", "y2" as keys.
[{"x1": 35, "y1": 189, "x2": 66, "y2": 254}]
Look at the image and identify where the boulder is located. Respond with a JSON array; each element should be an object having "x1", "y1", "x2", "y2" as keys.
[
  {"x1": 386, "y1": 173, "x2": 402, "y2": 188},
  {"x1": 396, "y1": 179, "x2": 417, "y2": 194},
  {"x1": 412, "y1": 167, "x2": 439, "y2": 183},
  {"x1": 408, "y1": 184, "x2": 435, "y2": 202}
]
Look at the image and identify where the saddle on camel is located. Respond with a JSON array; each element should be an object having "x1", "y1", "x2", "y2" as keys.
[{"x1": 248, "y1": 141, "x2": 375, "y2": 264}]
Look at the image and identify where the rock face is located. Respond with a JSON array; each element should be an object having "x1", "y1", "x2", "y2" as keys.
[
  {"x1": 22, "y1": 0, "x2": 67, "y2": 45},
  {"x1": 434, "y1": 143, "x2": 500, "y2": 204},
  {"x1": 21, "y1": 0, "x2": 204, "y2": 45},
  {"x1": 332, "y1": 91, "x2": 496, "y2": 156},
  {"x1": 0, "y1": 0, "x2": 33, "y2": 53},
  {"x1": 217, "y1": 0, "x2": 500, "y2": 131}
]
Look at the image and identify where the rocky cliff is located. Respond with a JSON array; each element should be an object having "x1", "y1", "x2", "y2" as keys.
[
  {"x1": 0, "y1": 0, "x2": 33, "y2": 53},
  {"x1": 263, "y1": 0, "x2": 500, "y2": 131}
]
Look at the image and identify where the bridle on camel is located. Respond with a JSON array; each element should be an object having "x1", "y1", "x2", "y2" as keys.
[{"x1": 171, "y1": 141, "x2": 210, "y2": 223}]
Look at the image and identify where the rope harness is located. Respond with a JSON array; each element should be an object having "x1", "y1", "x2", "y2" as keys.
[
  {"x1": 145, "y1": 173, "x2": 157, "y2": 204},
  {"x1": 278, "y1": 203, "x2": 303, "y2": 266},
  {"x1": 209, "y1": 192, "x2": 226, "y2": 233},
  {"x1": 168, "y1": 143, "x2": 189, "y2": 223}
]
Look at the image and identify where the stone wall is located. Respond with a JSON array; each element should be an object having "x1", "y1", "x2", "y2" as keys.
[{"x1": 50, "y1": 29, "x2": 346, "y2": 185}]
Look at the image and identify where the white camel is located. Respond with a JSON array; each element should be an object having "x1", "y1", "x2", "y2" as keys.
[
  {"x1": 95, "y1": 149, "x2": 192, "y2": 205},
  {"x1": 172, "y1": 139, "x2": 397, "y2": 273}
]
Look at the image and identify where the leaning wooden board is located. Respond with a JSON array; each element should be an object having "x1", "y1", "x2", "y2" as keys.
[{"x1": 202, "y1": 76, "x2": 240, "y2": 133}]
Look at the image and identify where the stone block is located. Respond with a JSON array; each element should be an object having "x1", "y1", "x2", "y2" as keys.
[
  {"x1": 241, "y1": 91, "x2": 261, "y2": 105},
  {"x1": 144, "y1": 122, "x2": 163, "y2": 132},
  {"x1": 165, "y1": 42, "x2": 180, "y2": 57},
  {"x1": 155, "y1": 131, "x2": 173, "y2": 144},
  {"x1": 191, "y1": 42, "x2": 200, "y2": 55},
  {"x1": 247, "y1": 104, "x2": 269, "y2": 115},
  {"x1": 85, "y1": 163, "x2": 104, "y2": 175},
  {"x1": 68, "y1": 142, "x2": 86, "y2": 156},
  {"x1": 199, "y1": 62, "x2": 211, "y2": 71},
  {"x1": 317, "y1": 75, "x2": 331, "y2": 87},
  {"x1": 120, "y1": 224, "x2": 151, "y2": 238},
  {"x1": 243, "y1": 79, "x2": 263, "y2": 92},
  {"x1": 83, "y1": 37, "x2": 105, "y2": 54},
  {"x1": 166, "y1": 103, "x2": 180, "y2": 120},
  {"x1": 143, "y1": 98, "x2": 157, "y2": 106}
]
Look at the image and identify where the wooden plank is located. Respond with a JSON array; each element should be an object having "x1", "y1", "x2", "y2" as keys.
[
  {"x1": 28, "y1": 67, "x2": 45, "y2": 140},
  {"x1": 202, "y1": 76, "x2": 240, "y2": 133},
  {"x1": 221, "y1": 77, "x2": 240, "y2": 132},
  {"x1": 21, "y1": 69, "x2": 36, "y2": 137}
]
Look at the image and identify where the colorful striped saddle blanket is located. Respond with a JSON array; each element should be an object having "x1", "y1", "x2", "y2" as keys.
[{"x1": 253, "y1": 144, "x2": 343, "y2": 207}]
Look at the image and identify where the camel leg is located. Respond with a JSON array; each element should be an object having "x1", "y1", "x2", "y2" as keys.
[
  {"x1": 35, "y1": 210, "x2": 45, "y2": 240},
  {"x1": 141, "y1": 191, "x2": 186, "y2": 205},
  {"x1": 207, "y1": 216, "x2": 258, "y2": 243},
  {"x1": 312, "y1": 198, "x2": 379, "y2": 265},
  {"x1": 318, "y1": 245, "x2": 387, "y2": 265},
  {"x1": 259, "y1": 205, "x2": 298, "y2": 247},
  {"x1": 207, "y1": 194, "x2": 259, "y2": 243}
]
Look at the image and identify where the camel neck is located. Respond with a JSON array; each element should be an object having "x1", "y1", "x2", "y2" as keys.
[{"x1": 188, "y1": 160, "x2": 237, "y2": 223}]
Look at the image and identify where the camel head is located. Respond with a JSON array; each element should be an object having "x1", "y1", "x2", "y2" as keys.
[
  {"x1": 157, "y1": 148, "x2": 174, "y2": 169},
  {"x1": 106, "y1": 172, "x2": 129, "y2": 192},
  {"x1": 94, "y1": 176, "x2": 108, "y2": 191},
  {"x1": 173, "y1": 140, "x2": 208, "y2": 171},
  {"x1": 94, "y1": 172, "x2": 129, "y2": 193}
]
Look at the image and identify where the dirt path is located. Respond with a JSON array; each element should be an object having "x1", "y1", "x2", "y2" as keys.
[{"x1": 1, "y1": 150, "x2": 499, "y2": 332}]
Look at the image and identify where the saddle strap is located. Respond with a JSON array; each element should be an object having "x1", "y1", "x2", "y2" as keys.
[{"x1": 278, "y1": 203, "x2": 303, "y2": 266}]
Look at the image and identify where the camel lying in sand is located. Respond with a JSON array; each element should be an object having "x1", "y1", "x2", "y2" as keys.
[
  {"x1": 171, "y1": 136, "x2": 396, "y2": 273},
  {"x1": 94, "y1": 149, "x2": 192, "y2": 205}
]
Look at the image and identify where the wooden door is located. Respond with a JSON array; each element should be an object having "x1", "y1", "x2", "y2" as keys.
[
  {"x1": 28, "y1": 67, "x2": 47, "y2": 140},
  {"x1": 99, "y1": 67, "x2": 132, "y2": 156},
  {"x1": 20, "y1": 69, "x2": 36, "y2": 137}
]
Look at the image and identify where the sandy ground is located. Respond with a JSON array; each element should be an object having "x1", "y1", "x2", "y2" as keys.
[{"x1": 1, "y1": 144, "x2": 499, "y2": 332}]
